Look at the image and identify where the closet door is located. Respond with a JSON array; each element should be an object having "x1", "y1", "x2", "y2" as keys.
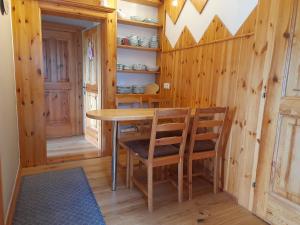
[{"x1": 254, "y1": 0, "x2": 300, "y2": 224}]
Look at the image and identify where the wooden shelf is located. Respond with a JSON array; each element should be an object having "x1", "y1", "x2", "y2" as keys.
[
  {"x1": 118, "y1": 45, "x2": 160, "y2": 52},
  {"x1": 116, "y1": 93, "x2": 159, "y2": 99},
  {"x1": 121, "y1": 0, "x2": 162, "y2": 7},
  {"x1": 118, "y1": 18, "x2": 162, "y2": 28},
  {"x1": 117, "y1": 69, "x2": 160, "y2": 74}
]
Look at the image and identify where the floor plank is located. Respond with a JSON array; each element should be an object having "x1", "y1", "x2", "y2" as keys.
[
  {"x1": 22, "y1": 157, "x2": 267, "y2": 225},
  {"x1": 47, "y1": 135, "x2": 99, "y2": 157}
]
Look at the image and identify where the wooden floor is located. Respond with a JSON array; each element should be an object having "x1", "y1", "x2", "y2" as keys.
[
  {"x1": 22, "y1": 157, "x2": 267, "y2": 225},
  {"x1": 47, "y1": 135, "x2": 99, "y2": 157}
]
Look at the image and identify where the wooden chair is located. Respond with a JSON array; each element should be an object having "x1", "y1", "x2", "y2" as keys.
[
  {"x1": 115, "y1": 96, "x2": 144, "y2": 139},
  {"x1": 120, "y1": 108, "x2": 191, "y2": 212},
  {"x1": 148, "y1": 98, "x2": 171, "y2": 108},
  {"x1": 115, "y1": 96, "x2": 144, "y2": 187},
  {"x1": 115, "y1": 96, "x2": 143, "y2": 109},
  {"x1": 187, "y1": 107, "x2": 228, "y2": 200}
]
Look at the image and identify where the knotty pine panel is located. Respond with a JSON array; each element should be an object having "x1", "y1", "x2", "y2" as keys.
[
  {"x1": 11, "y1": 0, "x2": 47, "y2": 167},
  {"x1": 159, "y1": 5, "x2": 267, "y2": 209}
]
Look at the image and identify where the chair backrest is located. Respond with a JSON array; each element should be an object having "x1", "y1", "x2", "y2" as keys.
[
  {"x1": 148, "y1": 108, "x2": 191, "y2": 162},
  {"x1": 148, "y1": 98, "x2": 171, "y2": 108},
  {"x1": 188, "y1": 107, "x2": 229, "y2": 155},
  {"x1": 115, "y1": 96, "x2": 143, "y2": 108}
]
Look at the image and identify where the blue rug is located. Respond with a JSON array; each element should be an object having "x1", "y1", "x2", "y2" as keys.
[{"x1": 13, "y1": 168, "x2": 106, "y2": 225}]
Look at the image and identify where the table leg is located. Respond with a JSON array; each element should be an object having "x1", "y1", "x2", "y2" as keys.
[{"x1": 112, "y1": 121, "x2": 118, "y2": 191}]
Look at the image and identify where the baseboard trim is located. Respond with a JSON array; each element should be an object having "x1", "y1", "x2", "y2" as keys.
[{"x1": 5, "y1": 166, "x2": 21, "y2": 225}]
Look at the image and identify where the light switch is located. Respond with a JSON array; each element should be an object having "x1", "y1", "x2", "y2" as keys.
[{"x1": 163, "y1": 83, "x2": 171, "y2": 90}]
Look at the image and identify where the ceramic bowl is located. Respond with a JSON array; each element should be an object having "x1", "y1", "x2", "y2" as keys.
[
  {"x1": 132, "y1": 85, "x2": 145, "y2": 94},
  {"x1": 147, "y1": 66, "x2": 160, "y2": 72},
  {"x1": 132, "y1": 64, "x2": 146, "y2": 71},
  {"x1": 130, "y1": 16, "x2": 144, "y2": 22},
  {"x1": 117, "y1": 86, "x2": 132, "y2": 94}
]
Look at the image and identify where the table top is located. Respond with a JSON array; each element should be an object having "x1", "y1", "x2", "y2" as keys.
[
  {"x1": 86, "y1": 108, "x2": 196, "y2": 121},
  {"x1": 86, "y1": 108, "x2": 155, "y2": 121}
]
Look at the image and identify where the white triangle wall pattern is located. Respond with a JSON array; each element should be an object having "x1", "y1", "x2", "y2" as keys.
[{"x1": 165, "y1": 0, "x2": 258, "y2": 48}]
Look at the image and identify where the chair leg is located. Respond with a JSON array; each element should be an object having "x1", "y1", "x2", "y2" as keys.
[
  {"x1": 213, "y1": 155, "x2": 219, "y2": 194},
  {"x1": 147, "y1": 166, "x2": 153, "y2": 212},
  {"x1": 188, "y1": 159, "x2": 193, "y2": 200},
  {"x1": 178, "y1": 159, "x2": 183, "y2": 203},
  {"x1": 129, "y1": 152, "x2": 134, "y2": 190},
  {"x1": 126, "y1": 150, "x2": 130, "y2": 188}
]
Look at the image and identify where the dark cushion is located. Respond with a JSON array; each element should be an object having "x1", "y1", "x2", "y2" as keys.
[
  {"x1": 156, "y1": 130, "x2": 183, "y2": 139},
  {"x1": 123, "y1": 139, "x2": 179, "y2": 159},
  {"x1": 193, "y1": 140, "x2": 215, "y2": 152}
]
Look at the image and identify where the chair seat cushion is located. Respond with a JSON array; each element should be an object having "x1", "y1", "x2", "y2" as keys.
[
  {"x1": 193, "y1": 140, "x2": 216, "y2": 152},
  {"x1": 123, "y1": 139, "x2": 179, "y2": 159},
  {"x1": 156, "y1": 130, "x2": 183, "y2": 139}
]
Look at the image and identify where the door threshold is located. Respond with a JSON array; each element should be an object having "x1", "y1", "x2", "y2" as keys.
[{"x1": 47, "y1": 150, "x2": 100, "y2": 164}]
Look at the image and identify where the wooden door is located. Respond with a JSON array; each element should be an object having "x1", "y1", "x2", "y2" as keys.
[
  {"x1": 43, "y1": 24, "x2": 83, "y2": 138},
  {"x1": 254, "y1": 0, "x2": 300, "y2": 224},
  {"x1": 83, "y1": 25, "x2": 102, "y2": 149}
]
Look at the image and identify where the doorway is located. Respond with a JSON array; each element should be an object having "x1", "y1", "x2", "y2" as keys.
[{"x1": 41, "y1": 15, "x2": 102, "y2": 162}]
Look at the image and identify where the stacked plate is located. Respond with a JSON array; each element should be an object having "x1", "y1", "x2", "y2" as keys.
[
  {"x1": 129, "y1": 35, "x2": 139, "y2": 46},
  {"x1": 147, "y1": 66, "x2": 160, "y2": 72},
  {"x1": 132, "y1": 85, "x2": 145, "y2": 94},
  {"x1": 117, "y1": 37, "x2": 123, "y2": 45},
  {"x1": 132, "y1": 64, "x2": 146, "y2": 71},
  {"x1": 123, "y1": 65, "x2": 132, "y2": 70},
  {"x1": 117, "y1": 64, "x2": 124, "y2": 70},
  {"x1": 143, "y1": 18, "x2": 159, "y2": 24},
  {"x1": 130, "y1": 16, "x2": 143, "y2": 22},
  {"x1": 117, "y1": 86, "x2": 132, "y2": 94},
  {"x1": 138, "y1": 37, "x2": 150, "y2": 48},
  {"x1": 150, "y1": 35, "x2": 159, "y2": 49}
]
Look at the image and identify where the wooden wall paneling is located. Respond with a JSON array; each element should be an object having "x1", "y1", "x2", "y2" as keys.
[
  {"x1": 210, "y1": 18, "x2": 231, "y2": 107},
  {"x1": 159, "y1": 0, "x2": 276, "y2": 207},
  {"x1": 39, "y1": 0, "x2": 116, "y2": 12},
  {"x1": 235, "y1": 0, "x2": 272, "y2": 208},
  {"x1": 39, "y1": 1, "x2": 109, "y2": 21},
  {"x1": 156, "y1": 3, "x2": 164, "y2": 99},
  {"x1": 11, "y1": 0, "x2": 47, "y2": 167},
  {"x1": 253, "y1": 0, "x2": 296, "y2": 219},
  {"x1": 190, "y1": 0, "x2": 208, "y2": 13},
  {"x1": 164, "y1": 0, "x2": 186, "y2": 24},
  {"x1": 219, "y1": 37, "x2": 244, "y2": 195},
  {"x1": 217, "y1": 5, "x2": 257, "y2": 205},
  {"x1": 101, "y1": 12, "x2": 117, "y2": 156}
]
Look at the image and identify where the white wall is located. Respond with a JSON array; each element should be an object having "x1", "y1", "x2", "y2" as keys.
[
  {"x1": 165, "y1": 0, "x2": 258, "y2": 47},
  {"x1": 0, "y1": 0, "x2": 20, "y2": 221}
]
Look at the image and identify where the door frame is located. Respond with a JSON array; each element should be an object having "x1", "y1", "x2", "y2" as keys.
[
  {"x1": 39, "y1": 2, "x2": 116, "y2": 161},
  {"x1": 11, "y1": 0, "x2": 116, "y2": 167}
]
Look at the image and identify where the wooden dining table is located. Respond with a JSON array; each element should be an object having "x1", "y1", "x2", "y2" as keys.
[{"x1": 86, "y1": 108, "x2": 196, "y2": 191}]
